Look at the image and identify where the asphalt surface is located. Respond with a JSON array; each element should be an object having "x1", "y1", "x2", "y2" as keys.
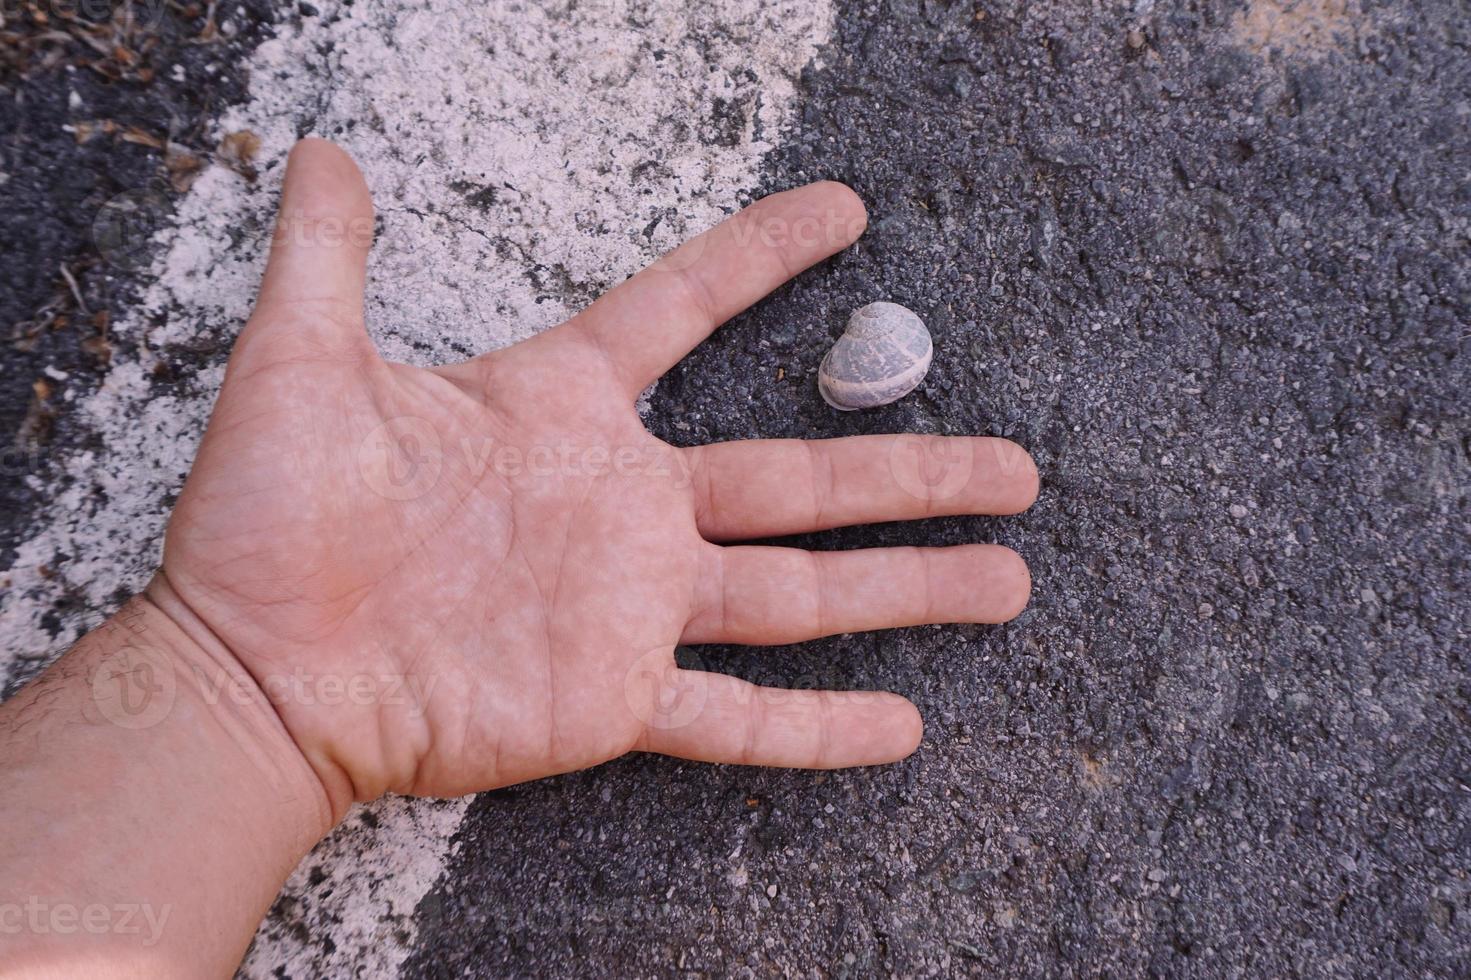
[
  {"x1": 0, "y1": 1, "x2": 278, "y2": 583},
  {"x1": 4, "y1": 0, "x2": 1469, "y2": 976}
]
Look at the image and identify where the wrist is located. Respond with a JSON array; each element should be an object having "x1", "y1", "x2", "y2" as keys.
[
  {"x1": 0, "y1": 582, "x2": 335, "y2": 975},
  {"x1": 138, "y1": 573, "x2": 341, "y2": 839}
]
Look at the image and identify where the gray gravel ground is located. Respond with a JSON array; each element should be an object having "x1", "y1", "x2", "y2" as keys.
[
  {"x1": 405, "y1": 2, "x2": 1470, "y2": 976},
  {"x1": 4, "y1": 0, "x2": 1469, "y2": 976}
]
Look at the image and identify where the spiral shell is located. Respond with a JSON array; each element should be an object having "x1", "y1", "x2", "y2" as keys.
[{"x1": 818, "y1": 302, "x2": 933, "y2": 411}]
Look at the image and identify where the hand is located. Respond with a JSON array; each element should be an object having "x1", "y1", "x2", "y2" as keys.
[{"x1": 157, "y1": 139, "x2": 1038, "y2": 816}]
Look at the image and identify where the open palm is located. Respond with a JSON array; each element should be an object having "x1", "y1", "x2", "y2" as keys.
[{"x1": 157, "y1": 140, "x2": 1038, "y2": 814}]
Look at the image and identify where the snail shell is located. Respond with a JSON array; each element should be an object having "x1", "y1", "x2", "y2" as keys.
[{"x1": 818, "y1": 302, "x2": 933, "y2": 411}]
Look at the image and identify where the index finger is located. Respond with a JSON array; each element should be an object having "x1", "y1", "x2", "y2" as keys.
[{"x1": 548, "y1": 181, "x2": 867, "y2": 398}]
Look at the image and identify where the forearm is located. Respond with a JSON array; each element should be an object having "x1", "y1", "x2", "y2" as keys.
[{"x1": 0, "y1": 578, "x2": 333, "y2": 977}]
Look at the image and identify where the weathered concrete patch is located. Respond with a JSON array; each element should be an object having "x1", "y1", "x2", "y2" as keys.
[{"x1": 1231, "y1": 0, "x2": 1362, "y2": 59}]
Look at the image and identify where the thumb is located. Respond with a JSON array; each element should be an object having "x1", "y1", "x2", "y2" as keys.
[{"x1": 255, "y1": 138, "x2": 375, "y2": 322}]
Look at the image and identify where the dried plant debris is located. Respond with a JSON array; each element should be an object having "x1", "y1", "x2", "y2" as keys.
[
  {"x1": 0, "y1": 1, "x2": 223, "y2": 82},
  {"x1": 16, "y1": 377, "x2": 55, "y2": 449},
  {"x1": 9, "y1": 260, "x2": 105, "y2": 353},
  {"x1": 67, "y1": 123, "x2": 259, "y2": 193},
  {"x1": 164, "y1": 142, "x2": 204, "y2": 191},
  {"x1": 216, "y1": 129, "x2": 262, "y2": 181}
]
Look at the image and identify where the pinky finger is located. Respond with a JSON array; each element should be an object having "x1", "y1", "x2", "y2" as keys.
[{"x1": 636, "y1": 670, "x2": 923, "y2": 769}]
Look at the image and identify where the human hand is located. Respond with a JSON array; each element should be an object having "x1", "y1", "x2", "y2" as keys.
[{"x1": 156, "y1": 139, "x2": 1038, "y2": 817}]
